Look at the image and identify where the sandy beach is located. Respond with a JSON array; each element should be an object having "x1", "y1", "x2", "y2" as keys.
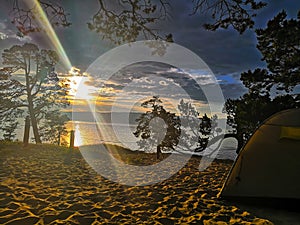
[{"x1": 0, "y1": 142, "x2": 299, "y2": 225}]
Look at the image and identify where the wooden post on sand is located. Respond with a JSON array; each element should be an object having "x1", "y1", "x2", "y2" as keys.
[
  {"x1": 23, "y1": 116, "x2": 30, "y2": 147},
  {"x1": 156, "y1": 145, "x2": 161, "y2": 160},
  {"x1": 57, "y1": 130, "x2": 61, "y2": 146},
  {"x1": 69, "y1": 130, "x2": 75, "y2": 148}
]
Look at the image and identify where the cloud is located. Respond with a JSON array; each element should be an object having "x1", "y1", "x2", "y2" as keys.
[
  {"x1": 157, "y1": 3, "x2": 266, "y2": 74},
  {"x1": 214, "y1": 72, "x2": 247, "y2": 99},
  {"x1": 0, "y1": 22, "x2": 33, "y2": 61},
  {"x1": 73, "y1": 62, "x2": 247, "y2": 113},
  {"x1": 0, "y1": 21, "x2": 7, "y2": 30},
  {"x1": 0, "y1": 21, "x2": 10, "y2": 40},
  {"x1": 0, "y1": 20, "x2": 32, "y2": 42},
  {"x1": 74, "y1": 61, "x2": 248, "y2": 115},
  {"x1": 83, "y1": 62, "x2": 222, "y2": 106},
  {"x1": 220, "y1": 83, "x2": 247, "y2": 99},
  {"x1": 0, "y1": 32, "x2": 8, "y2": 40}
]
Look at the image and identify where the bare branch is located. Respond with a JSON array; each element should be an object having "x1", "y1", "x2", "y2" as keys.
[
  {"x1": 88, "y1": 0, "x2": 170, "y2": 44},
  {"x1": 191, "y1": 0, "x2": 267, "y2": 34},
  {"x1": 9, "y1": 0, "x2": 71, "y2": 36}
]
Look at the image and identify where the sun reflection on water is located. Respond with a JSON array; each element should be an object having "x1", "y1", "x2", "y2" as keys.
[{"x1": 74, "y1": 124, "x2": 83, "y2": 147}]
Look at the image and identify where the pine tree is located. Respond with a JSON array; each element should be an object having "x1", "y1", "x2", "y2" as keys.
[{"x1": 0, "y1": 43, "x2": 69, "y2": 143}]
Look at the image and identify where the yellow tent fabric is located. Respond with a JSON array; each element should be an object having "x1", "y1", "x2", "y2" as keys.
[
  {"x1": 220, "y1": 108, "x2": 300, "y2": 201},
  {"x1": 280, "y1": 126, "x2": 300, "y2": 140}
]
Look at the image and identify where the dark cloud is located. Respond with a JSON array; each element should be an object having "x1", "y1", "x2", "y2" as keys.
[
  {"x1": 1, "y1": 0, "x2": 299, "y2": 100},
  {"x1": 221, "y1": 83, "x2": 247, "y2": 99},
  {"x1": 86, "y1": 62, "x2": 223, "y2": 102}
]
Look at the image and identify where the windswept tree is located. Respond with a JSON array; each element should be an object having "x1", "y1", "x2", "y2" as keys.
[
  {"x1": 0, "y1": 43, "x2": 69, "y2": 143},
  {"x1": 176, "y1": 99, "x2": 201, "y2": 151},
  {"x1": 134, "y1": 96, "x2": 181, "y2": 159},
  {"x1": 176, "y1": 99, "x2": 221, "y2": 152},
  {"x1": 224, "y1": 10, "x2": 300, "y2": 151},
  {"x1": 134, "y1": 97, "x2": 224, "y2": 157}
]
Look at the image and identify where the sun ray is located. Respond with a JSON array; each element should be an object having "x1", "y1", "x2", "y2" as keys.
[{"x1": 27, "y1": 0, "x2": 73, "y2": 71}]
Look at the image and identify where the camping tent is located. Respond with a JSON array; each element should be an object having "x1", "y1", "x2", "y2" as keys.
[{"x1": 219, "y1": 108, "x2": 300, "y2": 203}]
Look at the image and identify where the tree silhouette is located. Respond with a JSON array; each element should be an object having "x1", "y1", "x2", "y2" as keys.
[
  {"x1": 1, "y1": 118, "x2": 19, "y2": 141},
  {"x1": 242, "y1": 10, "x2": 300, "y2": 93},
  {"x1": 0, "y1": 43, "x2": 69, "y2": 143},
  {"x1": 224, "y1": 11, "x2": 300, "y2": 152},
  {"x1": 0, "y1": 67, "x2": 24, "y2": 141},
  {"x1": 9, "y1": 0, "x2": 266, "y2": 44},
  {"x1": 134, "y1": 96, "x2": 181, "y2": 159},
  {"x1": 224, "y1": 93, "x2": 273, "y2": 148},
  {"x1": 177, "y1": 99, "x2": 224, "y2": 152},
  {"x1": 39, "y1": 110, "x2": 69, "y2": 145},
  {"x1": 176, "y1": 99, "x2": 201, "y2": 151},
  {"x1": 134, "y1": 97, "x2": 224, "y2": 157},
  {"x1": 196, "y1": 113, "x2": 212, "y2": 151}
]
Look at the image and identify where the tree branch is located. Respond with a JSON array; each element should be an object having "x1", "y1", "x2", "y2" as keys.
[
  {"x1": 10, "y1": 0, "x2": 71, "y2": 36},
  {"x1": 88, "y1": 0, "x2": 170, "y2": 44},
  {"x1": 191, "y1": 0, "x2": 267, "y2": 34}
]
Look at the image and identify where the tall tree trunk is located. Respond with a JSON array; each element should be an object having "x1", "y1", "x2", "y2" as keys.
[
  {"x1": 27, "y1": 94, "x2": 41, "y2": 143},
  {"x1": 25, "y1": 70, "x2": 41, "y2": 144},
  {"x1": 23, "y1": 115, "x2": 30, "y2": 146}
]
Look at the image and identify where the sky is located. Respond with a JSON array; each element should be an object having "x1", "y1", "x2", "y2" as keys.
[{"x1": 0, "y1": 0, "x2": 299, "y2": 107}]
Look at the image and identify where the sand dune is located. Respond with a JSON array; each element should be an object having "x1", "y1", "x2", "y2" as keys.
[{"x1": 0, "y1": 143, "x2": 299, "y2": 224}]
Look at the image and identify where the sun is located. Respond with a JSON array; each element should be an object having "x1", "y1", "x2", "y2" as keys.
[
  {"x1": 69, "y1": 66, "x2": 81, "y2": 76},
  {"x1": 67, "y1": 67, "x2": 97, "y2": 101},
  {"x1": 68, "y1": 76, "x2": 83, "y2": 97}
]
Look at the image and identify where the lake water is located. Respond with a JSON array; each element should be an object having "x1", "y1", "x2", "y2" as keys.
[
  {"x1": 12, "y1": 111, "x2": 238, "y2": 161},
  {"x1": 71, "y1": 121, "x2": 238, "y2": 161}
]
